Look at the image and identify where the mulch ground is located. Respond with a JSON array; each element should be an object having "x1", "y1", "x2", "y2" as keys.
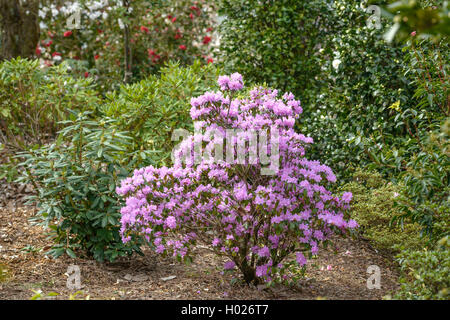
[{"x1": 0, "y1": 197, "x2": 400, "y2": 300}]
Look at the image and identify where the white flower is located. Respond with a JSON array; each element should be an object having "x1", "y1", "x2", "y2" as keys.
[
  {"x1": 118, "y1": 18, "x2": 124, "y2": 29},
  {"x1": 332, "y1": 59, "x2": 342, "y2": 70},
  {"x1": 38, "y1": 9, "x2": 47, "y2": 18}
]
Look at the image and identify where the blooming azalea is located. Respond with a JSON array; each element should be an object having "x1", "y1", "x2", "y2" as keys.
[{"x1": 117, "y1": 74, "x2": 356, "y2": 284}]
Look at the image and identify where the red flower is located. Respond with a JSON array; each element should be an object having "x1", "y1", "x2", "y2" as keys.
[
  {"x1": 189, "y1": 13, "x2": 194, "y2": 20},
  {"x1": 190, "y1": 6, "x2": 199, "y2": 11},
  {"x1": 167, "y1": 15, "x2": 172, "y2": 19},
  {"x1": 140, "y1": 26, "x2": 149, "y2": 34},
  {"x1": 174, "y1": 33, "x2": 182, "y2": 39},
  {"x1": 207, "y1": 57, "x2": 213, "y2": 64},
  {"x1": 148, "y1": 49, "x2": 155, "y2": 56},
  {"x1": 179, "y1": 45, "x2": 187, "y2": 50},
  {"x1": 52, "y1": 52, "x2": 61, "y2": 57},
  {"x1": 35, "y1": 46, "x2": 42, "y2": 56},
  {"x1": 84, "y1": 72, "x2": 89, "y2": 78},
  {"x1": 202, "y1": 36, "x2": 212, "y2": 45},
  {"x1": 411, "y1": 31, "x2": 417, "y2": 36},
  {"x1": 97, "y1": 29, "x2": 103, "y2": 34},
  {"x1": 94, "y1": 54, "x2": 100, "y2": 60},
  {"x1": 45, "y1": 40, "x2": 53, "y2": 47},
  {"x1": 152, "y1": 54, "x2": 161, "y2": 62},
  {"x1": 47, "y1": 31, "x2": 54, "y2": 38},
  {"x1": 171, "y1": 17, "x2": 177, "y2": 23},
  {"x1": 63, "y1": 30, "x2": 73, "y2": 37},
  {"x1": 206, "y1": 27, "x2": 213, "y2": 32}
]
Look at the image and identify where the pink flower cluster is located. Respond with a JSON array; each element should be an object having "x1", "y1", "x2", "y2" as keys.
[{"x1": 117, "y1": 73, "x2": 357, "y2": 284}]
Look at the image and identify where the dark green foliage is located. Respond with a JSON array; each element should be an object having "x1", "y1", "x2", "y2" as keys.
[
  {"x1": 218, "y1": 0, "x2": 334, "y2": 106},
  {"x1": 17, "y1": 111, "x2": 150, "y2": 262},
  {"x1": 298, "y1": 0, "x2": 414, "y2": 180}
]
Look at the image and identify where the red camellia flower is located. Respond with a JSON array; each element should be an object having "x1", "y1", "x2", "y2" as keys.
[
  {"x1": 45, "y1": 40, "x2": 53, "y2": 47},
  {"x1": 152, "y1": 54, "x2": 161, "y2": 63},
  {"x1": 207, "y1": 57, "x2": 213, "y2": 64},
  {"x1": 179, "y1": 44, "x2": 187, "y2": 50},
  {"x1": 52, "y1": 52, "x2": 61, "y2": 57},
  {"x1": 63, "y1": 30, "x2": 73, "y2": 37},
  {"x1": 84, "y1": 72, "x2": 89, "y2": 78},
  {"x1": 174, "y1": 33, "x2": 182, "y2": 39},
  {"x1": 189, "y1": 13, "x2": 194, "y2": 20},
  {"x1": 94, "y1": 54, "x2": 100, "y2": 60},
  {"x1": 140, "y1": 26, "x2": 149, "y2": 33},
  {"x1": 171, "y1": 17, "x2": 177, "y2": 23},
  {"x1": 190, "y1": 6, "x2": 199, "y2": 11},
  {"x1": 35, "y1": 46, "x2": 42, "y2": 56},
  {"x1": 202, "y1": 36, "x2": 212, "y2": 45},
  {"x1": 206, "y1": 27, "x2": 213, "y2": 32}
]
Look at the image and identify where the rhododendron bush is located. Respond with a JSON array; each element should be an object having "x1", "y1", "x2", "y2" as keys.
[{"x1": 117, "y1": 73, "x2": 357, "y2": 284}]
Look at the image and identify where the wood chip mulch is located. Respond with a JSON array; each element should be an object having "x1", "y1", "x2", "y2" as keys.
[{"x1": 0, "y1": 202, "x2": 400, "y2": 300}]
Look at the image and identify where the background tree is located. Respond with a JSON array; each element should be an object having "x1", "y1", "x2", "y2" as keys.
[{"x1": 0, "y1": 0, "x2": 40, "y2": 60}]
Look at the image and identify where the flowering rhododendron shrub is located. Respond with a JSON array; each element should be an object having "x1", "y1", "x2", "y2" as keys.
[{"x1": 117, "y1": 73, "x2": 357, "y2": 284}]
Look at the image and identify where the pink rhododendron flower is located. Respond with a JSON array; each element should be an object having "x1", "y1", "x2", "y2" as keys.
[{"x1": 117, "y1": 73, "x2": 356, "y2": 284}]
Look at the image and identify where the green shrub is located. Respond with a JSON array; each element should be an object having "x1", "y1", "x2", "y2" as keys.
[
  {"x1": 17, "y1": 111, "x2": 152, "y2": 262},
  {"x1": 218, "y1": 0, "x2": 333, "y2": 107},
  {"x1": 0, "y1": 58, "x2": 100, "y2": 152},
  {"x1": 341, "y1": 169, "x2": 425, "y2": 253},
  {"x1": 217, "y1": 0, "x2": 419, "y2": 181},
  {"x1": 101, "y1": 60, "x2": 220, "y2": 166},
  {"x1": 394, "y1": 237, "x2": 449, "y2": 300},
  {"x1": 391, "y1": 39, "x2": 449, "y2": 243}
]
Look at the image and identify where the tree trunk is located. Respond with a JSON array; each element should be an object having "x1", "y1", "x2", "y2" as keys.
[{"x1": 0, "y1": 0, "x2": 40, "y2": 60}]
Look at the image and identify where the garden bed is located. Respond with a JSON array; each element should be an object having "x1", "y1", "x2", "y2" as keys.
[{"x1": 0, "y1": 204, "x2": 399, "y2": 300}]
